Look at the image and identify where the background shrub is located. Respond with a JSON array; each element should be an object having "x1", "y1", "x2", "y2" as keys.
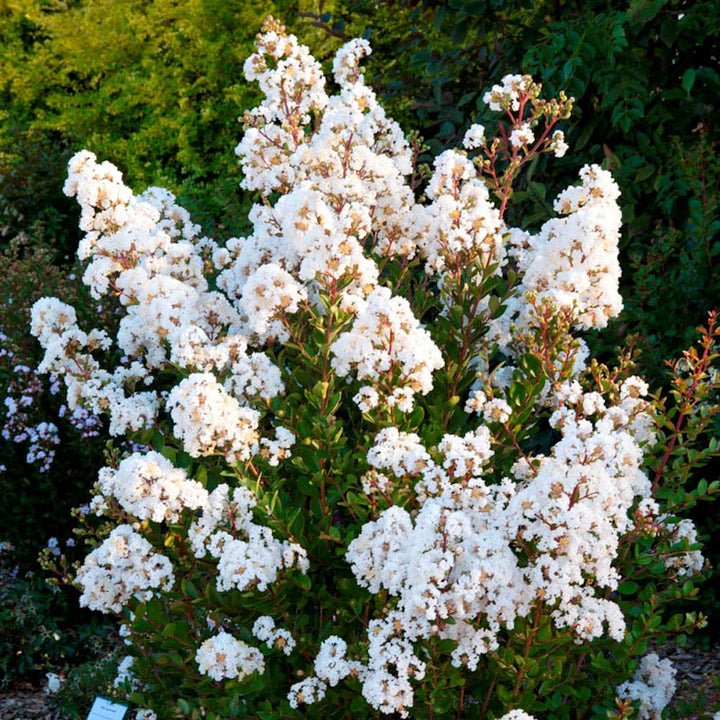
[
  {"x1": 0, "y1": 563, "x2": 115, "y2": 692},
  {"x1": 0, "y1": 0, "x2": 324, "y2": 255}
]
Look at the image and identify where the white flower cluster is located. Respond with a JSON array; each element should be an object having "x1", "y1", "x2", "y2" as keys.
[
  {"x1": 222, "y1": 13, "x2": 427, "y2": 354},
  {"x1": 314, "y1": 635, "x2": 360, "y2": 687},
  {"x1": 33, "y1": 150, "x2": 288, "y2": 460},
  {"x1": 166, "y1": 373, "x2": 260, "y2": 462},
  {"x1": 660, "y1": 517, "x2": 705, "y2": 577},
  {"x1": 63, "y1": 151, "x2": 208, "y2": 300},
  {"x1": 239, "y1": 20, "x2": 328, "y2": 194},
  {"x1": 462, "y1": 123, "x2": 486, "y2": 150},
  {"x1": 460, "y1": 162, "x2": 625, "y2": 394},
  {"x1": 89, "y1": 450, "x2": 308, "y2": 605},
  {"x1": 195, "y1": 632, "x2": 264, "y2": 682},
  {"x1": 616, "y1": 653, "x2": 677, "y2": 719},
  {"x1": 413, "y1": 149, "x2": 504, "y2": 275},
  {"x1": 483, "y1": 74, "x2": 533, "y2": 112},
  {"x1": 94, "y1": 450, "x2": 208, "y2": 523},
  {"x1": 286, "y1": 638, "x2": 356, "y2": 709},
  {"x1": 113, "y1": 655, "x2": 137, "y2": 690},
  {"x1": 360, "y1": 617, "x2": 427, "y2": 717},
  {"x1": 507, "y1": 163, "x2": 623, "y2": 332},
  {"x1": 510, "y1": 122, "x2": 535, "y2": 148},
  {"x1": 288, "y1": 629, "x2": 424, "y2": 718},
  {"x1": 77, "y1": 524, "x2": 174, "y2": 613},
  {"x1": 342, "y1": 375, "x2": 685, "y2": 711},
  {"x1": 394, "y1": 140, "x2": 622, "y2": 404},
  {"x1": 188, "y1": 484, "x2": 308, "y2": 593},
  {"x1": 331, "y1": 286, "x2": 444, "y2": 412},
  {"x1": 31, "y1": 295, "x2": 159, "y2": 437}
]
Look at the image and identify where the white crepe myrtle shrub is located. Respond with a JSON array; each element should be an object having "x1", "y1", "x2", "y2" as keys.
[{"x1": 35, "y1": 17, "x2": 720, "y2": 720}]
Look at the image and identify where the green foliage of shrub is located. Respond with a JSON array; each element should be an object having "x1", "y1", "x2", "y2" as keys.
[{"x1": 48, "y1": 642, "x2": 124, "y2": 719}]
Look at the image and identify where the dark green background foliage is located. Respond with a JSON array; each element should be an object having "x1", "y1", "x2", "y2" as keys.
[
  {"x1": 0, "y1": 567, "x2": 115, "y2": 692},
  {"x1": 1, "y1": 0, "x2": 719, "y2": 677}
]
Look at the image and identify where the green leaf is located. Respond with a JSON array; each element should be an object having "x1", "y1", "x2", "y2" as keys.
[
  {"x1": 296, "y1": 574, "x2": 312, "y2": 591},
  {"x1": 682, "y1": 68, "x2": 696, "y2": 93},
  {"x1": 618, "y1": 580, "x2": 639, "y2": 594},
  {"x1": 178, "y1": 699, "x2": 194, "y2": 715}
]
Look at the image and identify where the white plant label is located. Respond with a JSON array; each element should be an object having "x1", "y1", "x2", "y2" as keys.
[{"x1": 86, "y1": 696, "x2": 128, "y2": 720}]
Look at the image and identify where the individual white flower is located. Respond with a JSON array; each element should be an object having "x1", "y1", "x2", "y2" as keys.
[
  {"x1": 354, "y1": 386, "x2": 380, "y2": 413},
  {"x1": 510, "y1": 122, "x2": 535, "y2": 148},
  {"x1": 464, "y1": 389, "x2": 487, "y2": 414},
  {"x1": 462, "y1": 123, "x2": 486, "y2": 150},
  {"x1": 620, "y1": 375, "x2": 649, "y2": 399},
  {"x1": 500, "y1": 711, "x2": 537, "y2": 720},
  {"x1": 136, "y1": 711, "x2": 157, "y2": 720},
  {"x1": 483, "y1": 398, "x2": 512, "y2": 424},
  {"x1": 549, "y1": 129, "x2": 569, "y2": 158},
  {"x1": 45, "y1": 672, "x2": 62, "y2": 694}
]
